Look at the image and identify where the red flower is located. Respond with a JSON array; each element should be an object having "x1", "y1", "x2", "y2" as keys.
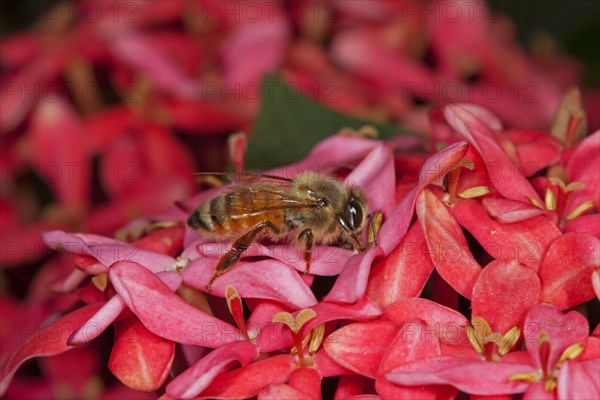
[{"x1": 386, "y1": 305, "x2": 600, "y2": 398}]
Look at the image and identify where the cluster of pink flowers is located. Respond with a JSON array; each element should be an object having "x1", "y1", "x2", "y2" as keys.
[
  {"x1": 1, "y1": 0, "x2": 599, "y2": 398},
  {"x1": 2, "y1": 101, "x2": 599, "y2": 398}
]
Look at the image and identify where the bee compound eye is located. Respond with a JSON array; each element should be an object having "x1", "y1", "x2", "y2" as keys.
[{"x1": 348, "y1": 197, "x2": 363, "y2": 231}]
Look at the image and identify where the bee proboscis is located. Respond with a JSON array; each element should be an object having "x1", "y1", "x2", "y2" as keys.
[{"x1": 187, "y1": 171, "x2": 371, "y2": 291}]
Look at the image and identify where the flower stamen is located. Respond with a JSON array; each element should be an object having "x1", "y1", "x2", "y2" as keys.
[
  {"x1": 225, "y1": 285, "x2": 252, "y2": 342},
  {"x1": 466, "y1": 317, "x2": 520, "y2": 361},
  {"x1": 272, "y1": 309, "x2": 317, "y2": 367},
  {"x1": 508, "y1": 331, "x2": 585, "y2": 392}
]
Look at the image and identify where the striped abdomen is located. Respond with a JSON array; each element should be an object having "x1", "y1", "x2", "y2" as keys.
[{"x1": 187, "y1": 188, "x2": 287, "y2": 238}]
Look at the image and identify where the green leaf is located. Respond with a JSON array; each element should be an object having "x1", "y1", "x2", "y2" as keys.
[{"x1": 246, "y1": 74, "x2": 418, "y2": 169}]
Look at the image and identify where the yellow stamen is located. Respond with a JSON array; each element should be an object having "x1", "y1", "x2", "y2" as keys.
[
  {"x1": 508, "y1": 371, "x2": 541, "y2": 383},
  {"x1": 272, "y1": 309, "x2": 317, "y2": 335},
  {"x1": 498, "y1": 326, "x2": 521, "y2": 356},
  {"x1": 548, "y1": 177, "x2": 567, "y2": 191},
  {"x1": 565, "y1": 182, "x2": 585, "y2": 192},
  {"x1": 92, "y1": 274, "x2": 108, "y2": 291},
  {"x1": 458, "y1": 186, "x2": 491, "y2": 199},
  {"x1": 557, "y1": 343, "x2": 584, "y2": 367},
  {"x1": 225, "y1": 285, "x2": 241, "y2": 314},
  {"x1": 545, "y1": 378, "x2": 557, "y2": 392},
  {"x1": 527, "y1": 196, "x2": 545, "y2": 209},
  {"x1": 308, "y1": 324, "x2": 325, "y2": 355},
  {"x1": 544, "y1": 188, "x2": 557, "y2": 211},
  {"x1": 566, "y1": 201, "x2": 595, "y2": 221},
  {"x1": 465, "y1": 325, "x2": 484, "y2": 354}
]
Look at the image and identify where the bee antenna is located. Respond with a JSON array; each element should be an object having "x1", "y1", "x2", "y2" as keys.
[{"x1": 367, "y1": 213, "x2": 380, "y2": 247}]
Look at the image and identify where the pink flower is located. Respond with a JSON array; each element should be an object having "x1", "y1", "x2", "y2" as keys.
[{"x1": 386, "y1": 305, "x2": 600, "y2": 398}]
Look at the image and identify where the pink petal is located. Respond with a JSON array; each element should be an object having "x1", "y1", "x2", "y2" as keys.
[
  {"x1": 301, "y1": 296, "x2": 382, "y2": 336},
  {"x1": 249, "y1": 301, "x2": 292, "y2": 352},
  {"x1": 84, "y1": 177, "x2": 190, "y2": 234},
  {"x1": 29, "y1": 99, "x2": 89, "y2": 208},
  {"x1": 334, "y1": 375, "x2": 372, "y2": 399},
  {"x1": 259, "y1": 384, "x2": 312, "y2": 400},
  {"x1": 472, "y1": 259, "x2": 541, "y2": 333},
  {"x1": 0, "y1": 52, "x2": 66, "y2": 133},
  {"x1": 523, "y1": 305, "x2": 589, "y2": 369},
  {"x1": 166, "y1": 341, "x2": 258, "y2": 399},
  {"x1": 523, "y1": 382, "x2": 555, "y2": 400},
  {"x1": 452, "y1": 104, "x2": 504, "y2": 132},
  {"x1": 504, "y1": 130, "x2": 562, "y2": 174},
  {"x1": 386, "y1": 357, "x2": 530, "y2": 395},
  {"x1": 379, "y1": 141, "x2": 469, "y2": 254},
  {"x1": 268, "y1": 135, "x2": 381, "y2": 178},
  {"x1": 566, "y1": 131, "x2": 600, "y2": 215},
  {"x1": 483, "y1": 197, "x2": 551, "y2": 223},
  {"x1": 222, "y1": 16, "x2": 289, "y2": 87},
  {"x1": 451, "y1": 199, "x2": 562, "y2": 270},
  {"x1": 191, "y1": 241, "x2": 352, "y2": 276},
  {"x1": 40, "y1": 346, "x2": 99, "y2": 397},
  {"x1": 444, "y1": 105, "x2": 541, "y2": 203},
  {"x1": 84, "y1": 106, "x2": 135, "y2": 150},
  {"x1": 42, "y1": 231, "x2": 176, "y2": 273},
  {"x1": 106, "y1": 31, "x2": 201, "y2": 98},
  {"x1": 324, "y1": 320, "x2": 398, "y2": 378},
  {"x1": 199, "y1": 354, "x2": 294, "y2": 399},
  {"x1": 593, "y1": 270, "x2": 600, "y2": 301},
  {"x1": 0, "y1": 32, "x2": 38, "y2": 67},
  {"x1": 334, "y1": 0, "x2": 404, "y2": 20},
  {"x1": 70, "y1": 271, "x2": 180, "y2": 344},
  {"x1": 68, "y1": 295, "x2": 126, "y2": 345},
  {"x1": 313, "y1": 348, "x2": 354, "y2": 377},
  {"x1": 181, "y1": 258, "x2": 317, "y2": 309},
  {"x1": 563, "y1": 214, "x2": 600, "y2": 238},
  {"x1": 109, "y1": 261, "x2": 241, "y2": 347},
  {"x1": 272, "y1": 367, "x2": 322, "y2": 400},
  {"x1": 324, "y1": 247, "x2": 383, "y2": 303},
  {"x1": 137, "y1": 123, "x2": 196, "y2": 185},
  {"x1": 378, "y1": 320, "x2": 441, "y2": 374},
  {"x1": 367, "y1": 223, "x2": 433, "y2": 308},
  {"x1": 0, "y1": 303, "x2": 104, "y2": 395},
  {"x1": 417, "y1": 189, "x2": 482, "y2": 299},
  {"x1": 73, "y1": 254, "x2": 107, "y2": 275},
  {"x1": 583, "y1": 336, "x2": 600, "y2": 361},
  {"x1": 375, "y1": 377, "x2": 455, "y2": 400},
  {"x1": 287, "y1": 367, "x2": 322, "y2": 399},
  {"x1": 384, "y1": 298, "x2": 469, "y2": 328},
  {"x1": 48, "y1": 269, "x2": 88, "y2": 293},
  {"x1": 383, "y1": 298, "x2": 471, "y2": 353},
  {"x1": 557, "y1": 359, "x2": 600, "y2": 400},
  {"x1": 133, "y1": 226, "x2": 185, "y2": 257},
  {"x1": 1, "y1": 221, "x2": 65, "y2": 267},
  {"x1": 539, "y1": 232, "x2": 600, "y2": 310},
  {"x1": 345, "y1": 142, "x2": 396, "y2": 216},
  {"x1": 165, "y1": 99, "x2": 249, "y2": 134},
  {"x1": 109, "y1": 318, "x2": 174, "y2": 392},
  {"x1": 330, "y1": 29, "x2": 435, "y2": 96}
]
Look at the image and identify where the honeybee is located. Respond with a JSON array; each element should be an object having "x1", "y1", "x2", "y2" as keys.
[{"x1": 187, "y1": 171, "x2": 370, "y2": 291}]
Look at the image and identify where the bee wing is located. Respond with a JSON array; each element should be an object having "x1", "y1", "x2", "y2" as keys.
[
  {"x1": 202, "y1": 184, "x2": 320, "y2": 216},
  {"x1": 194, "y1": 171, "x2": 293, "y2": 185}
]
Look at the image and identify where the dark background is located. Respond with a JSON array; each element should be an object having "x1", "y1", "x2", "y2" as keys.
[{"x1": 1, "y1": 0, "x2": 599, "y2": 86}]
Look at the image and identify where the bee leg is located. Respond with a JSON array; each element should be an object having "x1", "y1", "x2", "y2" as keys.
[
  {"x1": 298, "y1": 229, "x2": 314, "y2": 274},
  {"x1": 206, "y1": 221, "x2": 276, "y2": 291}
]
